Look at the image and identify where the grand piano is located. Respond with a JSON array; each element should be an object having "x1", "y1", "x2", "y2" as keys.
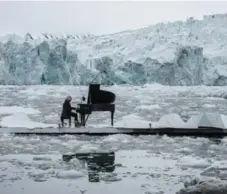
[{"x1": 76, "y1": 84, "x2": 116, "y2": 126}]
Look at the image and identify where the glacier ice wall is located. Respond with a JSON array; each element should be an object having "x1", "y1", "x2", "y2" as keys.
[{"x1": 1, "y1": 13, "x2": 227, "y2": 85}]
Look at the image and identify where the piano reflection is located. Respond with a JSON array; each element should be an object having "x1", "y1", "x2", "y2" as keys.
[
  {"x1": 76, "y1": 84, "x2": 116, "y2": 126},
  {"x1": 63, "y1": 152, "x2": 115, "y2": 182}
]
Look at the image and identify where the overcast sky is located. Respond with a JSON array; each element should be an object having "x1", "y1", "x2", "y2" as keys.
[{"x1": 0, "y1": 1, "x2": 227, "y2": 36}]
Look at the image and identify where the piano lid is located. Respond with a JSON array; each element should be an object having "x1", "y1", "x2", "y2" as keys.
[{"x1": 88, "y1": 84, "x2": 116, "y2": 104}]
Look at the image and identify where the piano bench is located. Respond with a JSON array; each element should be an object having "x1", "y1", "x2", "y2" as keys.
[{"x1": 60, "y1": 116, "x2": 71, "y2": 127}]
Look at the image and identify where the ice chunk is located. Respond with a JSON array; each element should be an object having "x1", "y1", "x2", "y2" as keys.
[
  {"x1": 135, "y1": 104, "x2": 161, "y2": 110},
  {"x1": 0, "y1": 106, "x2": 40, "y2": 115},
  {"x1": 56, "y1": 170, "x2": 84, "y2": 179},
  {"x1": 187, "y1": 112, "x2": 225, "y2": 129},
  {"x1": 114, "y1": 114, "x2": 151, "y2": 128},
  {"x1": 177, "y1": 156, "x2": 211, "y2": 169},
  {"x1": 153, "y1": 113, "x2": 187, "y2": 128},
  {"x1": 177, "y1": 177, "x2": 227, "y2": 194},
  {"x1": 220, "y1": 114, "x2": 227, "y2": 128},
  {"x1": 0, "y1": 113, "x2": 56, "y2": 129}
]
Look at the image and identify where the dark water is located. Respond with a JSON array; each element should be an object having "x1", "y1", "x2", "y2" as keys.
[{"x1": 1, "y1": 133, "x2": 227, "y2": 194}]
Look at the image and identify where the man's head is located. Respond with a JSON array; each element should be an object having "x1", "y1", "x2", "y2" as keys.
[{"x1": 66, "y1": 95, "x2": 72, "y2": 102}]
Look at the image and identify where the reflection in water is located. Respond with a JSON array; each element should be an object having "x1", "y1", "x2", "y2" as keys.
[
  {"x1": 62, "y1": 152, "x2": 115, "y2": 182},
  {"x1": 209, "y1": 138, "x2": 222, "y2": 144}
]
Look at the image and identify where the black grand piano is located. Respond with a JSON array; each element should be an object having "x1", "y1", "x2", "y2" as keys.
[{"x1": 76, "y1": 84, "x2": 116, "y2": 126}]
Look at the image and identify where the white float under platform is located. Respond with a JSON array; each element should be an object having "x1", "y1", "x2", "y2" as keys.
[{"x1": 1, "y1": 126, "x2": 227, "y2": 137}]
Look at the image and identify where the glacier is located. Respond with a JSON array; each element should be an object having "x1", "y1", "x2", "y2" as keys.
[{"x1": 1, "y1": 13, "x2": 227, "y2": 85}]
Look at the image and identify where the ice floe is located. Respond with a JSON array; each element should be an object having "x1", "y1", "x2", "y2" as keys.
[
  {"x1": 177, "y1": 156, "x2": 211, "y2": 169},
  {"x1": 177, "y1": 177, "x2": 227, "y2": 194},
  {"x1": 0, "y1": 105, "x2": 40, "y2": 115},
  {"x1": 0, "y1": 113, "x2": 56, "y2": 129},
  {"x1": 56, "y1": 170, "x2": 84, "y2": 179}
]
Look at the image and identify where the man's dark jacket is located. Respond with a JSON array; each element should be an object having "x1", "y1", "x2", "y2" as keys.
[{"x1": 61, "y1": 100, "x2": 76, "y2": 118}]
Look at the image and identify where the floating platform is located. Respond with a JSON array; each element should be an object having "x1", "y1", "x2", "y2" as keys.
[{"x1": 1, "y1": 126, "x2": 227, "y2": 137}]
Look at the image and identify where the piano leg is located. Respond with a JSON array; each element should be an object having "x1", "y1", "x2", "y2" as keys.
[
  {"x1": 111, "y1": 111, "x2": 114, "y2": 126},
  {"x1": 80, "y1": 114, "x2": 86, "y2": 126}
]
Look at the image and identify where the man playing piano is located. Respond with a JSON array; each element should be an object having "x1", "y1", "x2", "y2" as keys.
[{"x1": 60, "y1": 96, "x2": 80, "y2": 127}]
